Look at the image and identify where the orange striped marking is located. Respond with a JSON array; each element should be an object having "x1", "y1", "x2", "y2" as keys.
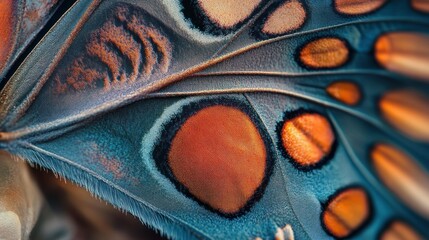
[
  {"x1": 261, "y1": 0, "x2": 306, "y2": 35},
  {"x1": 0, "y1": 0, "x2": 16, "y2": 71},
  {"x1": 299, "y1": 37, "x2": 350, "y2": 69},
  {"x1": 375, "y1": 32, "x2": 429, "y2": 82},
  {"x1": 371, "y1": 144, "x2": 429, "y2": 219},
  {"x1": 380, "y1": 221, "x2": 422, "y2": 240},
  {"x1": 322, "y1": 187, "x2": 371, "y2": 238},
  {"x1": 280, "y1": 112, "x2": 335, "y2": 168},
  {"x1": 326, "y1": 81, "x2": 361, "y2": 105},
  {"x1": 379, "y1": 90, "x2": 429, "y2": 142},
  {"x1": 168, "y1": 105, "x2": 267, "y2": 214},
  {"x1": 334, "y1": 0, "x2": 387, "y2": 15},
  {"x1": 197, "y1": 0, "x2": 261, "y2": 29},
  {"x1": 412, "y1": 0, "x2": 429, "y2": 13}
]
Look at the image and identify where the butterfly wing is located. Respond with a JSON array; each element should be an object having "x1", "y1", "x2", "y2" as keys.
[{"x1": 0, "y1": 0, "x2": 428, "y2": 239}]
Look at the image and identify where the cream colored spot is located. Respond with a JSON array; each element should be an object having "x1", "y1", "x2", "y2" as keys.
[
  {"x1": 262, "y1": 0, "x2": 306, "y2": 35},
  {"x1": 198, "y1": 0, "x2": 261, "y2": 29}
]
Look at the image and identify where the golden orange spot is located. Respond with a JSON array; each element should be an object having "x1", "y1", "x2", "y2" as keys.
[
  {"x1": 375, "y1": 32, "x2": 429, "y2": 82},
  {"x1": 334, "y1": 0, "x2": 387, "y2": 15},
  {"x1": 326, "y1": 81, "x2": 361, "y2": 105},
  {"x1": 197, "y1": 0, "x2": 261, "y2": 29},
  {"x1": 299, "y1": 37, "x2": 350, "y2": 69},
  {"x1": 412, "y1": 0, "x2": 429, "y2": 13},
  {"x1": 380, "y1": 221, "x2": 422, "y2": 240},
  {"x1": 371, "y1": 144, "x2": 429, "y2": 219},
  {"x1": 322, "y1": 187, "x2": 371, "y2": 238},
  {"x1": 379, "y1": 90, "x2": 429, "y2": 142},
  {"x1": 0, "y1": 0, "x2": 16, "y2": 71},
  {"x1": 261, "y1": 0, "x2": 306, "y2": 35},
  {"x1": 168, "y1": 105, "x2": 267, "y2": 214},
  {"x1": 281, "y1": 112, "x2": 335, "y2": 168}
]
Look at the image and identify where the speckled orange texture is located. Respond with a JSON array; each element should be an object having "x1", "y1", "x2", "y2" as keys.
[{"x1": 168, "y1": 105, "x2": 267, "y2": 214}]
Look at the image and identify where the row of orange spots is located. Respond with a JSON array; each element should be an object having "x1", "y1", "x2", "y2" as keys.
[
  {"x1": 334, "y1": 0, "x2": 387, "y2": 15},
  {"x1": 322, "y1": 187, "x2": 371, "y2": 238},
  {"x1": 380, "y1": 221, "x2": 422, "y2": 240},
  {"x1": 326, "y1": 81, "x2": 361, "y2": 105},
  {"x1": 261, "y1": 0, "x2": 306, "y2": 36},
  {"x1": 280, "y1": 112, "x2": 335, "y2": 168},
  {"x1": 167, "y1": 105, "x2": 267, "y2": 215},
  {"x1": 371, "y1": 143, "x2": 429, "y2": 219},
  {"x1": 379, "y1": 90, "x2": 429, "y2": 142},
  {"x1": 299, "y1": 37, "x2": 350, "y2": 69},
  {"x1": 197, "y1": 0, "x2": 261, "y2": 29},
  {"x1": 375, "y1": 32, "x2": 429, "y2": 83},
  {"x1": 0, "y1": 0, "x2": 16, "y2": 72},
  {"x1": 412, "y1": 0, "x2": 429, "y2": 13}
]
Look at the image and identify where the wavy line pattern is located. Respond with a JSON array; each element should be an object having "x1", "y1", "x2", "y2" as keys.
[{"x1": 54, "y1": 4, "x2": 172, "y2": 93}]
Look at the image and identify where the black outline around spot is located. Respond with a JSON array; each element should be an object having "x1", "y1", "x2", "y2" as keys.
[
  {"x1": 276, "y1": 109, "x2": 338, "y2": 171},
  {"x1": 320, "y1": 185, "x2": 374, "y2": 239},
  {"x1": 251, "y1": 0, "x2": 309, "y2": 40},
  {"x1": 152, "y1": 97, "x2": 275, "y2": 219},
  {"x1": 180, "y1": 0, "x2": 267, "y2": 36},
  {"x1": 295, "y1": 36, "x2": 353, "y2": 70}
]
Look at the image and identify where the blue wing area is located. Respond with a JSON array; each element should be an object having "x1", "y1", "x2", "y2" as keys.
[{"x1": 0, "y1": 0, "x2": 429, "y2": 239}]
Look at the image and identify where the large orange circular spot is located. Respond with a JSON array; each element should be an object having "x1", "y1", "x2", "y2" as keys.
[
  {"x1": 167, "y1": 105, "x2": 268, "y2": 215},
  {"x1": 299, "y1": 37, "x2": 350, "y2": 69},
  {"x1": 322, "y1": 187, "x2": 371, "y2": 238},
  {"x1": 0, "y1": 0, "x2": 17, "y2": 71},
  {"x1": 280, "y1": 112, "x2": 335, "y2": 169}
]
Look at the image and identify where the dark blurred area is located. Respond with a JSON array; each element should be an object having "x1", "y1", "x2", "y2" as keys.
[{"x1": 29, "y1": 166, "x2": 167, "y2": 240}]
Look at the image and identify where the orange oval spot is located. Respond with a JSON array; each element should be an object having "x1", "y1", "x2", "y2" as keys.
[
  {"x1": 326, "y1": 81, "x2": 361, "y2": 105},
  {"x1": 198, "y1": 0, "x2": 261, "y2": 29},
  {"x1": 299, "y1": 37, "x2": 350, "y2": 69},
  {"x1": 371, "y1": 144, "x2": 429, "y2": 219},
  {"x1": 280, "y1": 112, "x2": 335, "y2": 168},
  {"x1": 379, "y1": 90, "x2": 429, "y2": 142},
  {"x1": 375, "y1": 32, "x2": 429, "y2": 82},
  {"x1": 334, "y1": 0, "x2": 387, "y2": 15},
  {"x1": 322, "y1": 187, "x2": 371, "y2": 238},
  {"x1": 168, "y1": 105, "x2": 267, "y2": 214},
  {"x1": 0, "y1": 0, "x2": 16, "y2": 71},
  {"x1": 261, "y1": 0, "x2": 306, "y2": 35},
  {"x1": 380, "y1": 221, "x2": 422, "y2": 240},
  {"x1": 412, "y1": 0, "x2": 429, "y2": 13}
]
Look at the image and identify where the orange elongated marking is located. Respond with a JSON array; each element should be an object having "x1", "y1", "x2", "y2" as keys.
[
  {"x1": 379, "y1": 90, "x2": 429, "y2": 142},
  {"x1": 326, "y1": 81, "x2": 361, "y2": 105},
  {"x1": 280, "y1": 112, "x2": 335, "y2": 168},
  {"x1": 299, "y1": 37, "x2": 350, "y2": 69},
  {"x1": 197, "y1": 0, "x2": 261, "y2": 29},
  {"x1": 380, "y1": 221, "x2": 422, "y2": 240},
  {"x1": 334, "y1": 0, "x2": 387, "y2": 15},
  {"x1": 261, "y1": 0, "x2": 306, "y2": 35},
  {"x1": 412, "y1": 0, "x2": 429, "y2": 13},
  {"x1": 322, "y1": 187, "x2": 371, "y2": 238},
  {"x1": 168, "y1": 105, "x2": 267, "y2": 214},
  {"x1": 0, "y1": 0, "x2": 16, "y2": 70},
  {"x1": 371, "y1": 144, "x2": 429, "y2": 219},
  {"x1": 375, "y1": 32, "x2": 429, "y2": 82}
]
